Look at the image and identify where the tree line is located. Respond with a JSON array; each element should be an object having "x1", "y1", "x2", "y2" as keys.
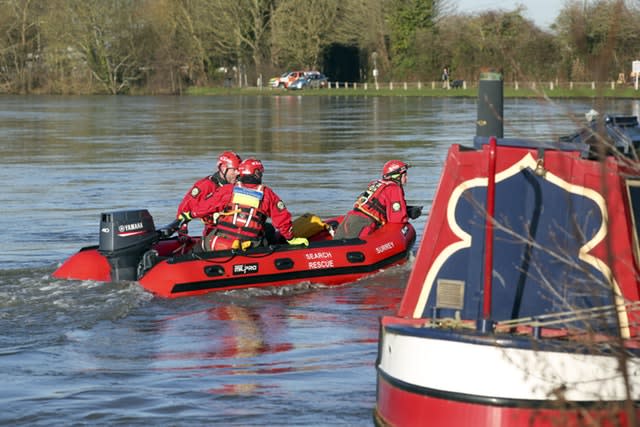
[{"x1": 1, "y1": 0, "x2": 638, "y2": 95}]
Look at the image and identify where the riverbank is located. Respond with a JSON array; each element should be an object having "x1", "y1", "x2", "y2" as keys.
[{"x1": 186, "y1": 85, "x2": 640, "y2": 98}]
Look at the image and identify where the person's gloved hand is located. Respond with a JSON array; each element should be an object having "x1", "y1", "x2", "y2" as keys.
[
  {"x1": 287, "y1": 237, "x2": 309, "y2": 246},
  {"x1": 177, "y1": 223, "x2": 190, "y2": 243},
  {"x1": 178, "y1": 212, "x2": 192, "y2": 224},
  {"x1": 407, "y1": 205, "x2": 423, "y2": 220},
  {"x1": 231, "y1": 240, "x2": 252, "y2": 251}
]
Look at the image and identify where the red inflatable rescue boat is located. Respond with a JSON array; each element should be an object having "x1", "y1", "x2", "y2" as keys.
[{"x1": 53, "y1": 210, "x2": 416, "y2": 298}]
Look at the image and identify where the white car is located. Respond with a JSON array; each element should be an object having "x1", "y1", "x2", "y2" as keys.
[{"x1": 269, "y1": 71, "x2": 306, "y2": 88}]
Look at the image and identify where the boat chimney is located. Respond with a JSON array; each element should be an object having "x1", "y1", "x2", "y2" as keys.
[{"x1": 476, "y1": 70, "x2": 504, "y2": 138}]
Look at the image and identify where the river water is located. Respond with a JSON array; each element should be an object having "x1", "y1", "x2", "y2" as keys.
[{"x1": 1, "y1": 95, "x2": 637, "y2": 426}]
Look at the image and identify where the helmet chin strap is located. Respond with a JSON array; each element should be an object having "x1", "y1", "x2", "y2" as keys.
[
  {"x1": 385, "y1": 172, "x2": 406, "y2": 184},
  {"x1": 220, "y1": 167, "x2": 231, "y2": 182},
  {"x1": 239, "y1": 175, "x2": 261, "y2": 184}
]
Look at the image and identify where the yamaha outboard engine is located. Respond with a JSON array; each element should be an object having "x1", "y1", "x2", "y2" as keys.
[{"x1": 98, "y1": 210, "x2": 157, "y2": 281}]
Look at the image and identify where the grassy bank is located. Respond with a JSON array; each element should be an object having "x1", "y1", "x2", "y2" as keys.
[{"x1": 187, "y1": 85, "x2": 640, "y2": 98}]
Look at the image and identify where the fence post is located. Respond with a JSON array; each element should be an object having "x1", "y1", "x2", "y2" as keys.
[
  {"x1": 364, "y1": 82, "x2": 368, "y2": 90},
  {"x1": 390, "y1": 82, "x2": 393, "y2": 90},
  {"x1": 570, "y1": 81, "x2": 573, "y2": 90},
  {"x1": 592, "y1": 81, "x2": 595, "y2": 89},
  {"x1": 404, "y1": 82, "x2": 407, "y2": 90},
  {"x1": 418, "y1": 81, "x2": 422, "y2": 89}
]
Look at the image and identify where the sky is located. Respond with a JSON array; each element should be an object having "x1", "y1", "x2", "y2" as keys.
[{"x1": 453, "y1": 0, "x2": 562, "y2": 29}]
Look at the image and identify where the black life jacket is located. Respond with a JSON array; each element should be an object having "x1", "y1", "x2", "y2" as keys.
[{"x1": 353, "y1": 179, "x2": 394, "y2": 225}]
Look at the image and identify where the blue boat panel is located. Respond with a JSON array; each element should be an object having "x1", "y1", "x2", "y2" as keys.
[{"x1": 422, "y1": 167, "x2": 616, "y2": 332}]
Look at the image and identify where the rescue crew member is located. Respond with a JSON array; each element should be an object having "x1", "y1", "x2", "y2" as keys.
[
  {"x1": 176, "y1": 150, "x2": 241, "y2": 236},
  {"x1": 182, "y1": 158, "x2": 309, "y2": 251},
  {"x1": 333, "y1": 160, "x2": 412, "y2": 239}
]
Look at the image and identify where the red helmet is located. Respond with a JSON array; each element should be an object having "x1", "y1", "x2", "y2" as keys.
[
  {"x1": 382, "y1": 160, "x2": 410, "y2": 180},
  {"x1": 238, "y1": 158, "x2": 264, "y2": 178},
  {"x1": 217, "y1": 151, "x2": 241, "y2": 172}
]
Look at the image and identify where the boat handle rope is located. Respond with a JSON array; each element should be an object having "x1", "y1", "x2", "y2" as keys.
[
  {"x1": 426, "y1": 301, "x2": 640, "y2": 334},
  {"x1": 186, "y1": 245, "x2": 278, "y2": 264},
  {"x1": 496, "y1": 300, "x2": 640, "y2": 328}
]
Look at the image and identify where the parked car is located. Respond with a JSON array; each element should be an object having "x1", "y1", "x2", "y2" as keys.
[
  {"x1": 305, "y1": 72, "x2": 328, "y2": 88},
  {"x1": 269, "y1": 70, "x2": 328, "y2": 89},
  {"x1": 287, "y1": 72, "x2": 328, "y2": 90},
  {"x1": 288, "y1": 77, "x2": 310, "y2": 90},
  {"x1": 269, "y1": 72, "x2": 290, "y2": 88},
  {"x1": 270, "y1": 71, "x2": 306, "y2": 88}
]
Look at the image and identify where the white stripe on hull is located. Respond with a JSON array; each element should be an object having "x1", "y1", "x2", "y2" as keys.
[{"x1": 379, "y1": 329, "x2": 640, "y2": 401}]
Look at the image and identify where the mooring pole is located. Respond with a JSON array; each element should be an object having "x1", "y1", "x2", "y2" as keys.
[
  {"x1": 476, "y1": 71, "x2": 504, "y2": 138},
  {"x1": 483, "y1": 136, "x2": 497, "y2": 323},
  {"x1": 476, "y1": 71, "x2": 503, "y2": 333}
]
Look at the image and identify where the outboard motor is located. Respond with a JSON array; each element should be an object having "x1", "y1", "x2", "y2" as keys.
[{"x1": 98, "y1": 209, "x2": 157, "y2": 281}]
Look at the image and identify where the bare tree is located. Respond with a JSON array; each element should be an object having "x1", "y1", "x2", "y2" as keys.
[
  {"x1": 0, "y1": 0, "x2": 45, "y2": 93},
  {"x1": 435, "y1": 8, "x2": 562, "y2": 83},
  {"x1": 270, "y1": 0, "x2": 342, "y2": 70},
  {"x1": 135, "y1": 0, "x2": 212, "y2": 93},
  {"x1": 47, "y1": 0, "x2": 148, "y2": 94},
  {"x1": 554, "y1": 0, "x2": 640, "y2": 82},
  {"x1": 208, "y1": 0, "x2": 275, "y2": 84}
]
